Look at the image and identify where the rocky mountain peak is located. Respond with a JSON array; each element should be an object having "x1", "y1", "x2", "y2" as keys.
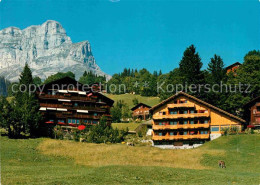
[{"x1": 0, "y1": 20, "x2": 109, "y2": 82}]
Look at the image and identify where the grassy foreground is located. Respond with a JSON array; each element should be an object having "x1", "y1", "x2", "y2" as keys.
[
  {"x1": 104, "y1": 93, "x2": 160, "y2": 108},
  {"x1": 1, "y1": 135, "x2": 260, "y2": 185}
]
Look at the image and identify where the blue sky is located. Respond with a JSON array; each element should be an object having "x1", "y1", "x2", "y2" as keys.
[{"x1": 0, "y1": 0, "x2": 260, "y2": 75}]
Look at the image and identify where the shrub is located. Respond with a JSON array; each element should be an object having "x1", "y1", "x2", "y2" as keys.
[
  {"x1": 221, "y1": 127, "x2": 229, "y2": 136},
  {"x1": 230, "y1": 125, "x2": 239, "y2": 134},
  {"x1": 53, "y1": 126, "x2": 64, "y2": 140}
]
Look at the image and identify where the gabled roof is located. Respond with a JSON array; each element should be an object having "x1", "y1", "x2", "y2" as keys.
[
  {"x1": 131, "y1": 103, "x2": 151, "y2": 111},
  {"x1": 150, "y1": 92, "x2": 245, "y2": 123},
  {"x1": 244, "y1": 96, "x2": 260, "y2": 108},
  {"x1": 226, "y1": 62, "x2": 241, "y2": 70}
]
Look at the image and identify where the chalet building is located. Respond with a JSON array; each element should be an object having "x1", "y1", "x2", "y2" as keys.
[
  {"x1": 36, "y1": 77, "x2": 114, "y2": 129},
  {"x1": 150, "y1": 92, "x2": 245, "y2": 149},
  {"x1": 131, "y1": 103, "x2": 151, "y2": 120},
  {"x1": 244, "y1": 96, "x2": 260, "y2": 129},
  {"x1": 226, "y1": 62, "x2": 241, "y2": 74}
]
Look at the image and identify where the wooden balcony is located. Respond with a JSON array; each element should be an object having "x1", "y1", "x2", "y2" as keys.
[
  {"x1": 39, "y1": 103, "x2": 106, "y2": 112},
  {"x1": 153, "y1": 123, "x2": 210, "y2": 130},
  {"x1": 38, "y1": 94, "x2": 96, "y2": 102},
  {"x1": 42, "y1": 112, "x2": 112, "y2": 120},
  {"x1": 153, "y1": 112, "x2": 210, "y2": 119},
  {"x1": 152, "y1": 134, "x2": 210, "y2": 140},
  {"x1": 167, "y1": 103, "x2": 195, "y2": 108}
]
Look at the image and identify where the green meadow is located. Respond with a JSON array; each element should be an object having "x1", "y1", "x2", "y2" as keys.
[{"x1": 1, "y1": 134, "x2": 260, "y2": 185}]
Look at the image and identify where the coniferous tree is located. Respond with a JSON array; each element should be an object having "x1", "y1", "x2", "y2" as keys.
[
  {"x1": 207, "y1": 54, "x2": 226, "y2": 84},
  {"x1": 13, "y1": 63, "x2": 42, "y2": 137},
  {"x1": 179, "y1": 45, "x2": 203, "y2": 85}
]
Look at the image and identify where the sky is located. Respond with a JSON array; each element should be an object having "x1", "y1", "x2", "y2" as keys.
[{"x1": 0, "y1": 0, "x2": 260, "y2": 75}]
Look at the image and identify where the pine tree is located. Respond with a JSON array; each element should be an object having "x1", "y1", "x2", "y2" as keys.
[
  {"x1": 207, "y1": 54, "x2": 226, "y2": 84},
  {"x1": 179, "y1": 45, "x2": 203, "y2": 85},
  {"x1": 13, "y1": 63, "x2": 42, "y2": 137}
]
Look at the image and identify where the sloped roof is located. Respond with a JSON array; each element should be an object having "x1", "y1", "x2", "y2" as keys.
[
  {"x1": 226, "y1": 62, "x2": 241, "y2": 70},
  {"x1": 244, "y1": 96, "x2": 260, "y2": 108},
  {"x1": 131, "y1": 103, "x2": 151, "y2": 111},
  {"x1": 150, "y1": 92, "x2": 245, "y2": 123}
]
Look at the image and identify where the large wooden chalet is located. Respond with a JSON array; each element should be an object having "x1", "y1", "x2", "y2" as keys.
[
  {"x1": 150, "y1": 92, "x2": 245, "y2": 149},
  {"x1": 36, "y1": 77, "x2": 114, "y2": 128},
  {"x1": 244, "y1": 96, "x2": 260, "y2": 129}
]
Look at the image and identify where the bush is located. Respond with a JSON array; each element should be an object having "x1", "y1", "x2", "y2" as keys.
[
  {"x1": 53, "y1": 126, "x2": 64, "y2": 140},
  {"x1": 85, "y1": 116, "x2": 128, "y2": 143},
  {"x1": 245, "y1": 128, "x2": 254, "y2": 134},
  {"x1": 221, "y1": 126, "x2": 240, "y2": 136}
]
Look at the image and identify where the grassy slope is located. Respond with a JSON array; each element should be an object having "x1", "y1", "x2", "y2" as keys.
[
  {"x1": 104, "y1": 93, "x2": 160, "y2": 108},
  {"x1": 1, "y1": 135, "x2": 260, "y2": 185},
  {"x1": 111, "y1": 122, "x2": 141, "y2": 131}
]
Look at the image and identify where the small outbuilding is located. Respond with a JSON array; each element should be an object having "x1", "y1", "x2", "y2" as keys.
[
  {"x1": 244, "y1": 96, "x2": 260, "y2": 129},
  {"x1": 131, "y1": 103, "x2": 151, "y2": 120}
]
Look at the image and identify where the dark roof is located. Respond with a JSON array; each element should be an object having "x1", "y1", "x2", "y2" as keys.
[
  {"x1": 150, "y1": 92, "x2": 245, "y2": 123},
  {"x1": 37, "y1": 76, "x2": 114, "y2": 106},
  {"x1": 131, "y1": 103, "x2": 151, "y2": 111},
  {"x1": 244, "y1": 96, "x2": 260, "y2": 108},
  {"x1": 226, "y1": 62, "x2": 242, "y2": 70}
]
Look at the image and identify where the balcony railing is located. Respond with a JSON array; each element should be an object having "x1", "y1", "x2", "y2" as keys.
[
  {"x1": 39, "y1": 103, "x2": 107, "y2": 112},
  {"x1": 153, "y1": 123, "x2": 210, "y2": 130},
  {"x1": 167, "y1": 103, "x2": 195, "y2": 108},
  {"x1": 38, "y1": 94, "x2": 96, "y2": 102},
  {"x1": 152, "y1": 134, "x2": 210, "y2": 140},
  {"x1": 153, "y1": 112, "x2": 210, "y2": 119}
]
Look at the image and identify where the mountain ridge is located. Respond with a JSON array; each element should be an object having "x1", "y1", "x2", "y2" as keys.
[{"x1": 0, "y1": 20, "x2": 110, "y2": 82}]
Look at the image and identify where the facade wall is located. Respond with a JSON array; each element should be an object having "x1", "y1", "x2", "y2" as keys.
[
  {"x1": 132, "y1": 105, "x2": 150, "y2": 120},
  {"x1": 249, "y1": 103, "x2": 260, "y2": 125},
  {"x1": 37, "y1": 84, "x2": 112, "y2": 127},
  {"x1": 152, "y1": 95, "x2": 243, "y2": 147}
]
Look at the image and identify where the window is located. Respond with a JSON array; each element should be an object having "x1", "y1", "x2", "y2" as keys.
[
  {"x1": 76, "y1": 120, "x2": 80, "y2": 124},
  {"x1": 74, "y1": 103, "x2": 78, "y2": 107},
  {"x1": 170, "y1": 132, "x2": 174, "y2": 136},
  {"x1": 185, "y1": 100, "x2": 188, "y2": 103},
  {"x1": 211, "y1": 127, "x2": 219, "y2": 132},
  {"x1": 52, "y1": 91, "x2": 56, "y2": 95},
  {"x1": 159, "y1": 133, "x2": 163, "y2": 136},
  {"x1": 159, "y1": 122, "x2": 163, "y2": 125},
  {"x1": 58, "y1": 120, "x2": 64, "y2": 123},
  {"x1": 94, "y1": 113, "x2": 98, "y2": 116},
  {"x1": 184, "y1": 131, "x2": 187, "y2": 135},
  {"x1": 174, "y1": 121, "x2": 178, "y2": 125},
  {"x1": 204, "y1": 131, "x2": 208, "y2": 134},
  {"x1": 162, "y1": 112, "x2": 166, "y2": 115},
  {"x1": 190, "y1": 110, "x2": 195, "y2": 114},
  {"x1": 174, "y1": 101, "x2": 178, "y2": 104},
  {"x1": 257, "y1": 106, "x2": 260, "y2": 112},
  {"x1": 204, "y1": 120, "x2": 209, "y2": 123},
  {"x1": 170, "y1": 121, "x2": 174, "y2": 125},
  {"x1": 190, "y1": 120, "x2": 194, "y2": 124},
  {"x1": 183, "y1": 110, "x2": 188, "y2": 114},
  {"x1": 184, "y1": 120, "x2": 188, "y2": 124},
  {"x1": 92, "y1": 120, "x2": 98, "y2": 124},
  {"x1": 170, "y1": 110, "x2": 178, "y2": 115},
  {"x1": 201, "y1": 131, "x2": 204, "y2": 134}
]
